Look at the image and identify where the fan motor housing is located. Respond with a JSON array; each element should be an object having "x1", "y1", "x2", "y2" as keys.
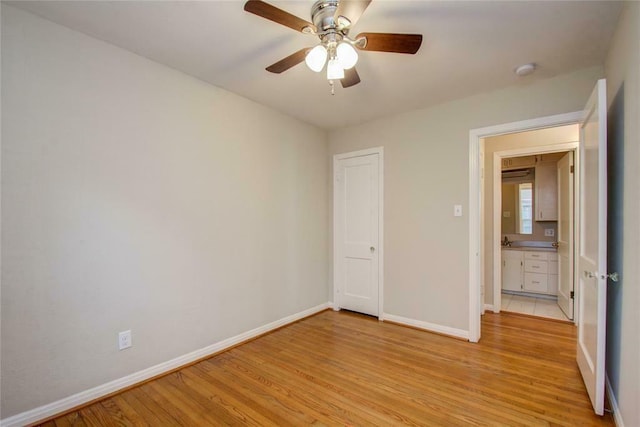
[{"x1": 311, "y1": 0, "x2": 340, "y2": 33}]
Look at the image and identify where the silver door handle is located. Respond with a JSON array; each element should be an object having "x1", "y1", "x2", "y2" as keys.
[
  {"x1": 584, "y1": 271, "x2": 619, "y2": 282},
  {"x1": 370, "y1": 246, "x2": 375, "y2": 252},
  {"x1": 601, "y1": 272, "x2": 619, "y2": 282}
]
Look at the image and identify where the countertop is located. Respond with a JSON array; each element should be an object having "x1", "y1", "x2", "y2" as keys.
[
  {"x1": 501, "y1": 246, "x2": 557, "y2": 253},
  {"x1": 501, "y1": 241, "x2": 557, "y2": 252}
]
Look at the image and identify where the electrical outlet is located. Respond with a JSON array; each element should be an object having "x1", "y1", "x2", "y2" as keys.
[
  {"x1": 118, "y1": 330, "x2": 132, "y2": 350},
  {"x1": 544, "y1": 229, "x2": 555, "y2": 237},
  {"x1": 454, "y1": 205, "x2": 463, "y2": 217}
]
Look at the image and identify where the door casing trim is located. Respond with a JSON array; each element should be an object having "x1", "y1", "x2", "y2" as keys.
[{"x1": 468, "y1": 112, "x2": 582, "y2": 342}]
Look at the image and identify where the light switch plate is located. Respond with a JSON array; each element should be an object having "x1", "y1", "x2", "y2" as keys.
[{"x1": 454, "y1": 205, "x2": 463, "y2": 217}]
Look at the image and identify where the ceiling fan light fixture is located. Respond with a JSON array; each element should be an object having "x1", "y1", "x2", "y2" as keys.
[
  {"x1": 305, "y1": 45, "x2": 328, "y2": 72},
  {"x1": 327, "y1": 57, "x2": 345, "y2": 80},
  {"x1": 336, "y1": 42, "x2": 358, "y2": 69},
  {"x1": 244, "y1": 0, "x2": 423, "y2": 90}
]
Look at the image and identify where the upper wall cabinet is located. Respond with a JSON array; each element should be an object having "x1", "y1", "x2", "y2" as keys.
[
  {"x1": 535, "y1": 162, "x2": 557, "y2": 221},
  {"x1": 502, "y1": 155, "x2": 536, "y2": 170}
]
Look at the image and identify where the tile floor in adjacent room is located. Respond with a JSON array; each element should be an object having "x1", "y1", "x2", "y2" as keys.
[{"x1": 502, "y1": 292, "x2": 570, "y2": 321}]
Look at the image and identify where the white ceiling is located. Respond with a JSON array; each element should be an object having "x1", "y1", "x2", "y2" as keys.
[{"x1": 7, "y1": 1, "x2": 623, "y2": 130}]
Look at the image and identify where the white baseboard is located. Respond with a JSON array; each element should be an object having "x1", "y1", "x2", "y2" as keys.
[
  {"x1": 0, "y1": 303, "x2": 331, "y2": 427},
  {"x1": 383, "y1": 313, "x2": 470, "y2": 341},
  {"x1": 606, "y1": 375, "x2": 625, "y2": 427}
]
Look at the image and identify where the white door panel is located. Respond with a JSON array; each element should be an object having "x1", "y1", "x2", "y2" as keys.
[
  {"x1": 576, "y1": 79, "x2": 607, "y2": 416},
  {"x1": 557, "y1": 151, "x2": 575, "y2": 319},
  {"x1": 334, "y1": 151, "x2": 381, "y2": 317}
]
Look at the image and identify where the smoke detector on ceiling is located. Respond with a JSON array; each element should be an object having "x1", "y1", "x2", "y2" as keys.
[{"x1": 514, "y1": 63, "x2": 536, "y2": 76}]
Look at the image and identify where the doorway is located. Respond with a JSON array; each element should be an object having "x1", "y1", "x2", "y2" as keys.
[
  {"x1": 468, "y1": 111, "x2": 583, "y2": 342},
  {"x1": 333, "y1": 147, "x2": 384, "y2": 318},
  {"x1": 494, "y1": 147, "x2": 576, "y2": 322}
]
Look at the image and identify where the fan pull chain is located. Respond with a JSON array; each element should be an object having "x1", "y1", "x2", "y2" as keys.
[{"x1": 329, "y1": 80, "x2": 335, "y2": 95}]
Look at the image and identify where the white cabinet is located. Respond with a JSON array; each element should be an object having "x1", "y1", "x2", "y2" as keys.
[
  {"x1": 523, "y1": 251, "x2": 548, "y2": 293},
  {"x1": 502, "y1": 249, "x2": 523, "y2": 291},
  {"x1": 502, "y1": 250, "x2": 558, "y2": 295},
  {"x1": 548, "y1": 253, "x2": 559, "y2": 295},
  {"x1": 524, "y1": 272, "x2": 548, "y2": 293},
  {"x1": 535, "y1": 163, "x2": 557, "y2": 221},
  {"x1": 524, "y1": 259, "x2": 548, "y2": 274},
  {"x1": 502, "y1": 155, "x2": 536, "y2": 170}
]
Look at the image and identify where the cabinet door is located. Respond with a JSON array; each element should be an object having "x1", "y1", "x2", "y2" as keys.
[
  {"x1": 511, "y1": 155, "x2": 536, "y2": 169},
  {"x1": 548, "y1": 274, "x2": 558, "y2": 296},
  {"x1": 502, "y1": 250, "x2": 523, "y2": 291},
  {"x1": 548, "y1": 257, "x2": 559, "y2": 296},
  {"x1": 535, "y1": 163, "x2": 558, "y2": 221},
  {"x1": 502, "y1": 156, "x2": 536, "y2": 170}
]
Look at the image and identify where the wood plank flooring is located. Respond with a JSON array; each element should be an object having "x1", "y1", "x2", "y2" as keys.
[{"x1": 35, "y1": 310, "x2": 614, "y2": 426}]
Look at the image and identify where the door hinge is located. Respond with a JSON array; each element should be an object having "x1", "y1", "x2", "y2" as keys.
[
  {"x1": 570, "y1": 291, "x2": 575, "y2": 299},
  {"x1": 570, "y1": 165, "x2": 574, "y2": 173}
]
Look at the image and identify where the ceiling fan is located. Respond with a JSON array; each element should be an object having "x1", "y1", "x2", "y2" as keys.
[{"x1": 244, "y1": 0, "x2": 423, "y2": 92}]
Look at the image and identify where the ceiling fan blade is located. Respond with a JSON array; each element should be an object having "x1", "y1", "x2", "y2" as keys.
[
  {"x1": 335, "y1": 0, "x2": 372, "y2": 27},
  {"x1": 356, "y1": 32, "x2": 423, "y2": 54},
  {"x1": 265, "y1": 48, "x2": 310, "y2": 74},
  {"x1": 341, "y1": 67, "x2": 361, "y2": 88},
  {"x1": 244, "y1": 0, "x2": 316, "y2": 33}
]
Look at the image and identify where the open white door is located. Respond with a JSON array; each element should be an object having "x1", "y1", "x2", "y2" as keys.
[
  {"x1": 557, "y1": 151, "x2": 574, "y2": 319},
  {"x1": 576, "y1": 79, "x2": 607, "y2": 415}
]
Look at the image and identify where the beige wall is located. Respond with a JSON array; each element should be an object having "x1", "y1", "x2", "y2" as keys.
[
  {"x1": 3, "y1": 1, "x2": 636, "y2": 423},
  {"x1": 483, "y1": 126, "x2": 578, "y2": 305},
  {"x1": 328, "y1": 66, "x2": 603, "y2": 332},
  {"x1": 1, "y1": 6, "x2": 328, "y2": 417},
  {"x1": 603, "y1": 2, "x2": 640, "y2": 426}
]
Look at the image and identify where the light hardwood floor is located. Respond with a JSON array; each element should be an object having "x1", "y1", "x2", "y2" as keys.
[{"x1": 36, "y1": 310, "x2": 614, "y2": 426}]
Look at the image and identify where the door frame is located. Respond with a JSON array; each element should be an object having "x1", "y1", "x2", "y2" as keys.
[
  {"x1": 468, "y1": 112, "x2": 582, "y2": 342},
  {"x1": 333, "y1": 147, "x2": 384, "y2": 320},
  {"x1": 492, "y1": 143, "x2": 577, "y2": 315}
]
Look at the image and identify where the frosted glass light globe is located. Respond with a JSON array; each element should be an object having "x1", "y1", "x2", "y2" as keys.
[
  {"x1": 326, "y1": 58, "x2": 345, "y2": 80},
  {"x1": 336, "y1": 42, "x2": 358, "y2": 70},
  {"x1": 305, "y1": 45, "x2": 328, "y2": 72}
]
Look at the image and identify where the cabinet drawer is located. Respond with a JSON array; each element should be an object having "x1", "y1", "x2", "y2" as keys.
[
  {"x1": 524, "y1": 260, "x2": 548, "y2": 274},
  {"x1": 524, "y1": 251, "x2": 548, "y2": 260},
  {"x1": 524, "y1": 272, "x2": 548, "y2": 293}
]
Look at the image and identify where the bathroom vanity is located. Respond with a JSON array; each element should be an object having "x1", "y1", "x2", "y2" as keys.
[{"x1": 502, "y1": 246, "x2": 558, "y2": 296}]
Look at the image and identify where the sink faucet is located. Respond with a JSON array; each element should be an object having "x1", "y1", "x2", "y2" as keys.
[{"x1": 502, "y1": 236, "x2": 512, "y2": 247}]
